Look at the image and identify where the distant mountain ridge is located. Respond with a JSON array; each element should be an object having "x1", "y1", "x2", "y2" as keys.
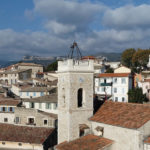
[
  {"x1": 94, "y1": 52, "x2": 122, "y2": 62},
  {"x1": 0, "y1": 53, "x2": 122, "y2": 68}
]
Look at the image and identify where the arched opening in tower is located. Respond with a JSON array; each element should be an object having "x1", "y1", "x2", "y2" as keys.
[{"x1": 78, "y1": 88, "x2": 83, "y2": 107}]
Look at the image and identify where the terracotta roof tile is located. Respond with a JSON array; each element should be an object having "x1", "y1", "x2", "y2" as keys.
[
  {"x1": 144, "y1": 79, "x2": 150, "y2": 82},
  {"x1": 23, "y1": 92, "x2": 57, "y2": 103},
  {"x1": 15, "y1": 63, "x2": 42, "y2": 67},
  {"x1": 0, "y1": 123, "x2": 54, "y2": 144},
  {"x1": 90, "y1": 101, "x2": 150, "y2": 129},
  {"x1": 0, "y1": 100, "x2": 21, "y2": 106},
  {"x1": 21, "y1": 86, "x2": 55, "y2": 92},
  {"x1": 98, "y1": 73, "x2": 130, "y2": 78},
  {"x1": 82, "y1": 56, "x2": 96, "y2": 60},
  {"x1": 56, "y1": 134, "x2": 113, "y2": 150}
]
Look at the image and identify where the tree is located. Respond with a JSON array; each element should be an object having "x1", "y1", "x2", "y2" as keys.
[
  {"x1": 121, "y1": 48, "x2": 136, "y2": 68},
  {"x1": 132, "y1": 49, "x2": 150, "y2": 72},
  {"x1": 128, "y1": 88, "x2": 148, "y2": 104},
  {"x1": 105, "y1": 67, "x2": 114, "y2": 73},
  {"x1": 45, "y1": 61, "x2": 58, "y2": 71}
]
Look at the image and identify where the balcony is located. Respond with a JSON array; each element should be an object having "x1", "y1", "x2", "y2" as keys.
[{"x1": 100, "y1": 83, "x2": 112, "y2": 86}]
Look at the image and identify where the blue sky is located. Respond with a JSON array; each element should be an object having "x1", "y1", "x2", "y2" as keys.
[{"x1": 0, "y1": 0, "x2": 150, "y2": 60}]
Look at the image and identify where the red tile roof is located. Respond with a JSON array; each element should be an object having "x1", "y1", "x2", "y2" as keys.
[
  {"x1": 0, "y1": 123, "x2": 54, "y2": 144},
  {"x1": 82, "y1": 56, "x2": 96, "y2": 60},
  {"x1": 144, "y1": 137, "x2": 150, "y2": 144},
  {"x1": 37, "y1": 72, "x2": 44, "y2": 75},
  {"x1": 90, "y1": 101, "x2": 150, "y2": 129},
  {"x1": 15, "y1": 63, "x2": 42, "y2": 67},
  {"x1": 144, "y1": 79, "x2": 150, "y2": 82},
  {"x1": 0, "y1": 100, "x2": 21, "y2": 106},
  {"x1": 56, "y1": 134, "x2": 113, "y2": 150},
  {"x1": 98, "y1": 73, "x2": 130, "y2": 78}
]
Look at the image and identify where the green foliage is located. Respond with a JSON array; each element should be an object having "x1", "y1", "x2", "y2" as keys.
[
  {"x1": 132, "y1": 49, "x2": 150, "y2": 72},
  {"x1": 45, "y1": 61, "x2": 58, "y2": 71},
  {"x1": 121, "y1": 48, "x2": 150, "y2": 73},
  {"x1": 105, "y1": 67, "x2": 114, "y2": 73},
  {"x1": 128, "y1": 88, "x2": 148, "y2": 104},
  {"x1": 121, "y1": 48, "x2": 136, "y2": 68}
]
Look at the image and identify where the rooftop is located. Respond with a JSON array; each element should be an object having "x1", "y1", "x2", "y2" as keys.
[
  {"x1": 1, "y1": 69, "x2": 31, "y2": 74},
  {"x1": 38, "y1": 110, "x2": 57, "y2": 119},
  {"x1": 56, "y1": 134, "x2": 113, "y2": 150},
  {"x1": 0, "y1": 123, "x2": 54, "y2": 144},
  {"x1": 20, "y1": 86, "x2": 56, "y2": 92},
  {"x1": 90, "y1": 101, "x2": 150, "y2": 129},
  {"x1": 144, "y1": 137, "x2": 150, "y2": 144},
  {"x1": 23, "y1": 93, "x2": 57, "y2": 103},
  {"x1": 15, "y1": 62, "x2": 42, "y2": 67},
  {"x1": 0, "y1": 100, "x2": 21, "y2": 106},
  {"x1": 98, "y1": 73, "x2": 130, "y2": 78}
]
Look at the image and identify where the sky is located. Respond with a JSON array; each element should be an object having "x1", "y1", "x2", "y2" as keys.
[{"x1": 1, "y1": 0, "x2": 150, "y2": 60}]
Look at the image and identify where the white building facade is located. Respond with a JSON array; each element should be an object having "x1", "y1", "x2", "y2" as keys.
[{"x1": 95, "y1": 73, "x2": 133, "y2": 102}]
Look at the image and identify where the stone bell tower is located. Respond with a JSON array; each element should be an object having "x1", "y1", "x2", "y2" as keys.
[{"x1": 57, "y1": 54, "x2": 94, "y2": 143}]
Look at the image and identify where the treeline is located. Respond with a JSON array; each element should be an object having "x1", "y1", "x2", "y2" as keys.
[
  {"x1": 44, "y1": 61, "x2": 58, "y2": 72},
  {"x1": 121, "y1": 48, "x2": 150, "y2": 73}
]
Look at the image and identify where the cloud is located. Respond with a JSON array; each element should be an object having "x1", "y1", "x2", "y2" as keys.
[
  {"x1": 44, "y1": 21, "x2": 76, "y2": 34},
  {"x1": 1, "y1": 0, "x2": 150, "y2": 60},
  {"x1": 33, "y1": 0, "x2": 106, "y2": 31},
  {"x1": 103, "y1": 4, "x2": 150, "y2": 29}
]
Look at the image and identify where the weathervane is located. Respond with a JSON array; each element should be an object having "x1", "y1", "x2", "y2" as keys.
[{"x1": 68, "y1": 41, "x2": 82, "y2": 60}]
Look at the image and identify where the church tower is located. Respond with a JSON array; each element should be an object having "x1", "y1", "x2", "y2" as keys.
[{"x1": 57, "y1": 56, "x2": 94, "y2": 144}]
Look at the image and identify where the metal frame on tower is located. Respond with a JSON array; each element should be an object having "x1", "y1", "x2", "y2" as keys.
[{"x1": 68, "y1": 42, "x2": 82, "y2": 60}]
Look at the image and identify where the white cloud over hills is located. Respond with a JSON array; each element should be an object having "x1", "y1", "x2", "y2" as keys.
[{"x1": 0, "y1": 0, "x2": 150, "y2": 59}]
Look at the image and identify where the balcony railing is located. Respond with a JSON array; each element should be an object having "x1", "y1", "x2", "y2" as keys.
[{"x1": 100, "y1": 83, "x2": 112, "y2": 86}]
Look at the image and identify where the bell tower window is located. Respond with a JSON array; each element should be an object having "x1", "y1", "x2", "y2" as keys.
[{"x1": 78, "y1": 88, "x2": 83, "y2": 107}]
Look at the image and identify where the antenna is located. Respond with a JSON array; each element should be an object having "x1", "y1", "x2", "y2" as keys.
[{"x1": 68, "y1": 41, "x2": 82, "y2": 60}]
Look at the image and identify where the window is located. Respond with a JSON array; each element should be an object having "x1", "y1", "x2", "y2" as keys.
[
  {"x1": 40, "y1": 92, "x2": 44, "y2": 96},
  {"x1": 104, "y1": 79, "x2": 106, "y2": 83},
  {"x1": 53, "y1": 103, "x2": 57, "y2": 109},
  {"x1": 121, "y1": 78, "x2": 126, "y2": 84},
  {"x1": 26, "y1": 92, "x2": 29, "y2": 96},
  {"x1": 18, "y1": 143, "x2": 22, "y2": 146},
  {"x1": 78, "y1": 88, "x2": 83, "y2": 107},
  {"x1": 39, "y1": 103, "x2": 42, "y2": 109},
  {"x1": 9, "y1": 107, "x2": 13, "y2": 112},
  {"x1": 101, "y1": 87, "x2": 105, "y2": 92},
  {"x1": 19, "y1": 92, "x2": 22, "y2": 96},
  {"x1": 4, "y1": 118, "x2": 8, "y2": 122},
  {"x1": 122, "y1": 88, "x2": 125, "y2": 94},
  {"x1": 95, "y1": 126, "x2": 104, "y2": 137},
  {"x1": 114, "y1": 78, "x2": 117, "y2": 83},
  {"x1": 44, "y1": 119, "x2": 48, "y2": 125},
  {"x1": 33, "y1": 92, "x2": 36, "y2": 97},
  {"x1": 29, "y1": 102, "x2": 34, "y2": 108},
  {"x1": 28, "y1": 118, "x2": 34, "y2": 124},
  {"x1": 122, "y1": 97, "x2": 125, "y2": 102},
  {"x1": 11, "y1": 79, "x2": 13, "y2": 84},
  {"x1": 115, "y1": 97, "x2": 118, "y2": 102},
  {"x1": 114, "y1": 88, "x2": 117, "y2": 93},
  {"x1": 2, "y1": 107, "x2": 6, "y2": 112},
  {"x1": 16, "y1": 117, "x2": 20, "y2": 124},
  {"x1": 46, "y1": 103, "x2": 51, "y2": 109}
]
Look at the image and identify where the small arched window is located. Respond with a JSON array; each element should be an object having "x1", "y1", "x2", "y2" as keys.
[{"x1": 78, "y1": 88, "x2": 83, "y2": 107}]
